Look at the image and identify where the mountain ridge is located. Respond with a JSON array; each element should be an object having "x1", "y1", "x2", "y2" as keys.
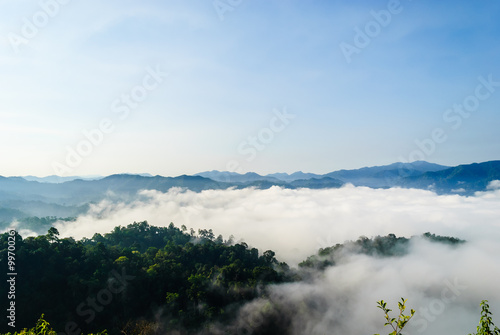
[
  {"x1": 401, "y1": 160, "x2": 500, "y2": 194},
  {"x1": 1, "y1": 160, "x2": 499, "y2": 232},
  {"x1": 195, "y1": 161, "x2": 451, "y2": 186}
]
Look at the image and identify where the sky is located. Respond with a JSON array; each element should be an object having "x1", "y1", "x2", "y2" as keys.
[{"x1": 1, "y1": 0, "x2": 500, "y2": 177}]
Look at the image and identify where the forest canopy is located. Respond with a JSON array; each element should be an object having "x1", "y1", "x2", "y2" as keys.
[{"x1": 0, "y1": 222, "x2": 467, "y2": 334}]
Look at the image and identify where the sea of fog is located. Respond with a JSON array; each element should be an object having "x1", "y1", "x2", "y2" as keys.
[{"x1": 20, "y1": 184, "x2": 500, "y2": 335}]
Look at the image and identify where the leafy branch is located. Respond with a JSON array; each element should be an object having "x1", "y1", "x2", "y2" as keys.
[
  {"x1": 375, "y1": 297, "x2": 415, "y2": 335},
  {"x1": 469, "y1": 300, "x2": 500, "y2": 335}
]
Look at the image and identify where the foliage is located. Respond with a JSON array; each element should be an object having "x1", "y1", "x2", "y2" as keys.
[
  {"x1": 0, "y1": 222, "x2": 291, "y2": 334},
  {"x1": 1, "y1": 314, "x2": 106, "y2": 335},
  {"x1": 0, "y1": 222, "x2": 474, "y2": 335},
  {"x1": 469, "y1": 300, "x2": 500, "y2": 335},
  {"x1": 375, "y1": 298, "x2": 415, "y2": 335},
  {"x1": 374, "y1": 299, "x2": 499, "y2": 335}
]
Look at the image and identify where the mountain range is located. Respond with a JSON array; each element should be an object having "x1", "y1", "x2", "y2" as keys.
[
  {"x1": 1, "y1": 160, "x2": 499, "y2": 231},
  {"x1": 195, "y1": 161, "x2": 450, "y2": 187}
]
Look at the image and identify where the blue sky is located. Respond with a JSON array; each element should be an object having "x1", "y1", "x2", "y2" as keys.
[{"x1": 1, "y1": 0, "x2": 499, "y2": 177}]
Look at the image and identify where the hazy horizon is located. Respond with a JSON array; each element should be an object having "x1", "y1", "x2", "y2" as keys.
[{"x1": 4, "y1": 158, "x2": 498, "y2": 179}]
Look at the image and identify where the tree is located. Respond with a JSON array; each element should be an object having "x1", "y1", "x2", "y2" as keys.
[
  {"x1": 262, "y1": 250, "x2": 277, "y2": 264},
  {"x1": 375, "y1": 298, "x2": 415, "y2": 335},
  {"x1": 46, "y1": 227, "x2": 60, "y2": 243},
  {"x1": 469, "y1": 300, "x2": 500, "y2": 335}
]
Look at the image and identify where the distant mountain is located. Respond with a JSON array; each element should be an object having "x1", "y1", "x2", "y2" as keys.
[
  {"x1": 194, "y1": 161, "x2": 500, "y2": 192},
  {"x1": 0, "y1": 207, "x2": 28, "y2": 222},
  {"x1": 88, "y1": 174, "x2": 229, "y2": 194},
  {"x1": 400, "y1": 160, "x2": 500, "y2": 195},
  {"x1": 1, "y1": 161, "x2": 499, "y2": 231},
  {"x1": 0, "y1": 174, "x2": 232, "y2": 229},
  {"x1": 289, "y1": 177, "x2": 344, "y2": 189},
  {"x1": 0, "y1": 172, "x2": 345, "y2": 229},
  {"x1": 267, "y1": 171, "x2": 323, "y2": 182},
  {"x1": 20, "y1": 174, "x2": 154, "y2": 184},
  {"x1": 196, "y1": 161, "x2": 450, "y2": 188},
  {"x1": 324, "y1": 161, "x2": 450, "y2": 187},
  {"x1": 195, "y1": 170, "x2": 242, "y2": 182},
  {"x1": 21, "y1": 175, "x2": 103, "y2": 183},
  {"x1": 195, "y1": 171, "x2": 280, "y2": 183}
]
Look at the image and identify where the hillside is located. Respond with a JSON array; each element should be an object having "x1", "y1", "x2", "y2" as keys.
[
  {"x1": 401, "y1": 160, "x2": 500, "y2": 194},
  {"x1": 1, "y1": 160, "x2": 499, "y2": 232},
  {"x1": 0, "y1": 224, "x2": 465, "y2": 334}
]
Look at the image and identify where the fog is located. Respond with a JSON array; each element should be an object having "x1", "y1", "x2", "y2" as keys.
[
  {"x1": 53, "y1": 184, "x2": 500, "y2": 334},
  {"x1": 215, "y1": 238, "x2": 500, "y2": 335},
  {"x1": 55, "y1": 184, "x2": 500, "y2": 265}
]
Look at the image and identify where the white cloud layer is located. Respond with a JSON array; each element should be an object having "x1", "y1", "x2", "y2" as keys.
[
  {"x1": 248, "y1": 238, "x2": 500, "y2": 335},
  {"x1": 54, "y1": 185, "x2": 500, "y2": 335},
  {"x1": 56, "y1": 185, "x2": 500, "y2": 265}
]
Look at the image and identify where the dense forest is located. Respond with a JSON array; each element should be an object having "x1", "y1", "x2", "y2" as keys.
[
  {"x1": 1, "y1": 222, "x2": 292, "y2": 334},
  {"x1": 0, "y1": 223, "x2": 467, "y2": 334}
]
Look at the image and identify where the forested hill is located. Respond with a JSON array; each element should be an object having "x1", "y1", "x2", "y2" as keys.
[
  {"x1": 0, "y1": 222, "x2": 291, "y2": 334},
  {"x1": 0, "y1": 223, "x2": 466, "y2": 335},
  {"x1": 299, "y1": 233, "x2": 465, "y2": 270},
  {"x1": 400, "y1": 160, "x2": 500, "y2": 194}
]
